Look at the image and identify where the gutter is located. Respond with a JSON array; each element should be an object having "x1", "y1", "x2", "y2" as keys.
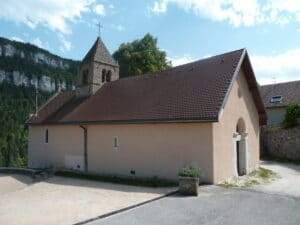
[{"x1": 79, "y1": 125, "x2": 88, "y2": 172}]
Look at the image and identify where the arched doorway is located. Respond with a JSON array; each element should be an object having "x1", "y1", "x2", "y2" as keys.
[{"x1": 234, "y1": 118, "x2": 248, "y2": 176}]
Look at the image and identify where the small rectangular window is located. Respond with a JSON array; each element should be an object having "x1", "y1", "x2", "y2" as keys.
[
  {"x1": 270, "y1": 95, "x2": 283, "y2": 103},
  {"x1": 45, "y1": 129, "x2": 48, "y2": 143},
  {"x1": 114, "y1": 137, "x2": 119, "y2": 149}
]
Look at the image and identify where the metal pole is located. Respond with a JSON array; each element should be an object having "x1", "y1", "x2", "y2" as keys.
[{"x1": 35, "y1": 84, "x2": 38, "y2": 116}]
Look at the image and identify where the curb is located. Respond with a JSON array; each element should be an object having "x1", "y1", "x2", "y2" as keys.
[
  {"x1": 73, "y1": 190, "x2": 178, "y2": 225},
  {"x1": 0, "y1": 167, "x2": 52, "y2": 181}
]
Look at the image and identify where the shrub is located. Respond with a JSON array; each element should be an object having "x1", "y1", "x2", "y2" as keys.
[
  {"x1": 283, "y1": 104, "x2": 300, "y2": 128},
  {"x1": 178, "y1": 165, "x2": 201, "y2": 178}
]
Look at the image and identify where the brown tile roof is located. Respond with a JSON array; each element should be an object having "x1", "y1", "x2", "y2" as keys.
[
  {"x1": 27, "y1": 90, "x2": 76, "y2": 124},
  {"x1": 82, "y1": 37, "x2": 118, "y2": 66},
  {"x1": 27, "y1": 49, "x2": 266, "y2": 126},
  {"x1": 260, "y1": 80, "x2": 300, "y2": 108}
]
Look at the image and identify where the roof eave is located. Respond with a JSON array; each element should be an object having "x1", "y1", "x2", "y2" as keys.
[{"x1": 27, "y1": 117, "x2": 219, "y2": 126}]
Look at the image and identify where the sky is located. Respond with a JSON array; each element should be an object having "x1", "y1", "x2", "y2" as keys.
[{"x1": 0, "y1": 0, "x2": 300, "y2": 85}]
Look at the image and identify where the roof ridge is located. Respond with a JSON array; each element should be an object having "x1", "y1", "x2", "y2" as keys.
[
  {"x1": 108, "y1": 48, "x2": 246, "y2": 85},
  {"x1": 261, "y1": 79, "x2": 300, "y2": 87}
]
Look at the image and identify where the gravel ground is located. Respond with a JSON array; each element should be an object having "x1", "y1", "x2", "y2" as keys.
[
  {"x1": 0, "y1": 175, "x2": 175, "y2": 225},
  {"x1": 251, "y1": 161, "x2": 300, "y2": 197}
]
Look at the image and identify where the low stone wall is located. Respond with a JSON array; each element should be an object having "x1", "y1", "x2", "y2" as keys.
[{"x1": 261, "y1": 125, "x2": 300, "y2": 160}]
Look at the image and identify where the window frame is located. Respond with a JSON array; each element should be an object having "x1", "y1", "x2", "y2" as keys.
[
  {"x1": 102, "y1": 69, "x2": 106, "y2": 83},
  {"x1": 82, "y1": 69, "x2": 89, "y2": 85},
  {"x1": 106, "y1": 70, "x2": 112, "y2": 82},
  {"x1": 113, "y1": 136, "x2": 119, "y2": 150},
  {"x1": 270, "y1": 95, "x2": 283, "y2": 103},
  {"x1": 45, "y1": 129, "x2": 49, "y2": 144}
]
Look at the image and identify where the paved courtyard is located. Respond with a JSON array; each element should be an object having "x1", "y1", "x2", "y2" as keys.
[
  {"x1": 0, "y1": 161, "x2": 299, "y2": 225},
  {"x1": 0, "y1": 175, "x2": 174, "y2": 225},
  {"x1": 88, "y1": 161, "x2": 300, "y2": 225}
]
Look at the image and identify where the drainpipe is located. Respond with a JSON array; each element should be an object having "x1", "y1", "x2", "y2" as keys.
[{"x1": 79, "y1": 125, "x2": 88, "y2": 172}]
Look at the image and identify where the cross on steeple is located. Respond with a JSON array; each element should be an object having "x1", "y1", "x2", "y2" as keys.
[{"x1": 96, "y1": 22, "x2": 103, "y2": 38}]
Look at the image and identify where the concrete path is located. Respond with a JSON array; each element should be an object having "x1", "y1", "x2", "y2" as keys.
[
  {"x1": 88, "y1": 161, "x2": 300, "y2": 225},
  {"x1": 0, "y1": 174, "x2": 33, "y2": 195},
  {"x1": 0, "y1": 175, "x2": 174, "y2": 225}
]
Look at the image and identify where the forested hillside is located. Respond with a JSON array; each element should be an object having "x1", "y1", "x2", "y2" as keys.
[
  {"x1": 0, "y1": 82, "x2": 50, "y2": 166},
  {"x1": 0, "y1": 37, "x2": 79, "y2": 167}
]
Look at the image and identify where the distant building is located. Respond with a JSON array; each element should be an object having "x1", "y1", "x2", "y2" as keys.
[
  {"x1": 26, "y1": 38, "x2": 266, "y2": 184},
  {"x1": 260, "y1": 80, "x2": 300, "y2": 126}
]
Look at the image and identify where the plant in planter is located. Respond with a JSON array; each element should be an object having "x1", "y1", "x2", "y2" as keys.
[{"x1": 178, "y1": 165, "x2": 201, "y2": 196}]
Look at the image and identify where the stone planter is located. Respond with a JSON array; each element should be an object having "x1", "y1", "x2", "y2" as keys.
[{"x1": 178, "y1": 176, "x2": 199, "y2": 196}]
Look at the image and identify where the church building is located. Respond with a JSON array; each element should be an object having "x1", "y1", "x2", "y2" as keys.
[{"x1": 27, "y1": 37, "x2": 266, "y2": 184}]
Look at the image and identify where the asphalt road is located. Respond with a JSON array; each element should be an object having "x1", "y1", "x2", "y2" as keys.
[{"x1": 87, "y1": 185, "x2": 300, "y2": 225}]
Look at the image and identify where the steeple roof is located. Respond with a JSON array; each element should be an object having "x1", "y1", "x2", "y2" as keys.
[{"x1": 82, "y1": 37, "x2": 118, "y2": 66}]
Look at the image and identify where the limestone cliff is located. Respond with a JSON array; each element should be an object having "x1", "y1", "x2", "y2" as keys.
[{"x1": 0, "y1": 37, "x2": 80, "y2": 92}]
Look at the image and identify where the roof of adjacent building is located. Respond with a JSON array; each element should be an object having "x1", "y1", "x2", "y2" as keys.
[
  {"x1": 27, "y1": 48, "x2": 266, "y2": 126},
  {"x1": 82, "y1": 37, "x2": 118, "y2": 66},
  {"x1": 260, "y1": 80, "x2": 300, "y2": 108}
]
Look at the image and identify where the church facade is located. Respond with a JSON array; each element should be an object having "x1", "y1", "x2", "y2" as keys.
[{"x1": 27, "y1": 38, "x2": 266, "y2": 184}]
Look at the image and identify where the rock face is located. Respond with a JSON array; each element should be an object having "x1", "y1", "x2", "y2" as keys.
[
  {"x1": 0, "y1": 70, "x2": 61, "y2": 92},
  {"x1": 0, "y1": 37, "x2": 80, "y2": 92},
  {"x1": 261, "y1": 125, "x2": 300, "y2": 160},
  {"x1": 4, "y1": 44, "x2": 16, "y2": 57}
]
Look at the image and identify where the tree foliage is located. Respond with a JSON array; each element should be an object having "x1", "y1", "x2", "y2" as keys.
[
  {"x1": 113, "y1": 33, "x2": 171, "y2": 78},
  {"x1": 283, "y1": 104, "x2": 300, "y2": 128},
  {"x1": 0, "y1": 82, "x2": 50, "y2": 167}
]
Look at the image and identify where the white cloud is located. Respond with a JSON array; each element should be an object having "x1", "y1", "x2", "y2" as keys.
[
  {"x1": 32, "y1": 37, "x2": 44, "y2": 48},
  {"x1": 94, "y1": 4, "x2": 106, "y2": 16},
  {"x1": 110, "y1": 24, "x2": 125, "y2": 31},
  {"x1": 0, "y1": 0, "x2": 94, "y2": 34},
  {"x1": 11, "y1": 36, "x2": 24, "y2": 42},
  {"x1": 169, "y1": 50, "x2": 300, "y2": 85},
  {"x1": 168, "y1": 55, "x2": 196, "y2": 66},
  {"x1": 150, "y1": 0, "x2": 300, "y2": 27},
  {"x1": 58, "y1": 34, "x2": 72, "y2": 52},
  {"x1": 251, "y1": 49, "x2": 300, "y2": 84}
]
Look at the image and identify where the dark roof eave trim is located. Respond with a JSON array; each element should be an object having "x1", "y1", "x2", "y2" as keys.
[{"x1": 27, "y1": 117, "x2": 219, "y2": 126}]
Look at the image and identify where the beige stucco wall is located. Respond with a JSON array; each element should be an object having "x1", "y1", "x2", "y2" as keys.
[
  {"x1": 28, "y1": 126, "x2": 84, "y2": 170},
  {"x1": 212, "y1": 69, "x2": 260, "y2": 183},
  {"x1": 28, "y1": 123, "x2": 214, "y2": 183}
]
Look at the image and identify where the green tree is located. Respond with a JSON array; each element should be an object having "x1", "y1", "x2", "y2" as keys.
[
  {"x1": 113, "y1": 33, "x2": 171, "y2": 78},
  {"x1": 0, "y1": 82, "x2": 50, "y2": 167},
  {"x1": 283, "y1": 103, "x2": 300, "y2": 128}
]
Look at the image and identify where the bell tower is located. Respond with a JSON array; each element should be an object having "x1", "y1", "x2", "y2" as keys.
[{"x1": 76, "y1": 37, "x2": 119, "y2": 97}]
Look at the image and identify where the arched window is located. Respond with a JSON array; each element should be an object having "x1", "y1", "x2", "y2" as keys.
[
  {"x1": 102, "y1": 69, "x2": 106, "y2": 83},
  {"x1": 236, "y1": 118, "x2": 246, "y2": 134},
  {"x1": 82, "y1": 69, "x2": 89, "y2": 85},
  {"x1": 106, "y1": 70, "x2": 112, "y2": 82}
]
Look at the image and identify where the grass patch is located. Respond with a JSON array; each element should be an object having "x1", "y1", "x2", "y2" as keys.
[
  {"x1": 249, "y1": 167, "x2": 278, "y2": 179},
  {"x1": 219, "y1": 167, "x2": 279, "y2": 188},
  {"x1": 219, "y1": 181, "x2": 239, "y2": 188},
  {"x1": 55, "y1": 170, "x2": 178, "y2": 187}
]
